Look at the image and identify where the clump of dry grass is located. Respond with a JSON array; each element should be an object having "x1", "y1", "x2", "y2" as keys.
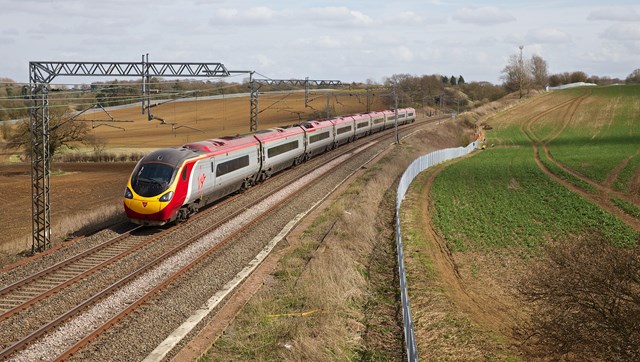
[
  {"x1": 458, "y1": 89, "x2": 544, "y2": 128},
  {"x1": 2, "y1": 204, "x2": 125, "y2": 256},
  {"x1": 53, "y1": 204, "x2": 125, "y2": 240}
]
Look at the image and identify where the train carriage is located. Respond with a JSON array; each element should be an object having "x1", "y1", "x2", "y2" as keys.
[
  {"x1": 253, "y1": 126, "x2": 306, "y2": 179},
  {"x1": 353, "y1": 113, "x2": 372, "y2": 139},
  {"x1": 369, "y1": 111, "x2": 386, "y2": 133},
  {"x1": 405, "y1": 107, "x2": 416, "y2": 123},
  {"x1": 396, "y1": 109, "x2": 408, "y2": 125},
  {"x1": 299, "y1": 119, "x2": 335, "y2": 158},
  {"x1": 184, "y1": 136, "x2": 261, "y2": 204},
  {"x1": 332, "y1": 116, "x2": 356, "y2": 146},
  {"x1": 382, "y1": 110, "x2": 396, "y2": 130}
]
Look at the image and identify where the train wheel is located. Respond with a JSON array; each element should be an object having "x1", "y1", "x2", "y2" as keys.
[{"x1": 176, "y1": 208, "x2": 189, "y2": 224}]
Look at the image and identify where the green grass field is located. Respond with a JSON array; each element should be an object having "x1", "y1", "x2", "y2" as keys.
[
  {"x1": 431, "y1": 85, "x2": 640, "y2": 252},
  {"x1": 542, "y1": 86, "x2": 639, "y2": 184}
]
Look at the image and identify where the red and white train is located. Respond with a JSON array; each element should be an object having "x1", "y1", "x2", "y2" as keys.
[{"x1": 124, "y1": 108, "x2": 416, "y2": 225}]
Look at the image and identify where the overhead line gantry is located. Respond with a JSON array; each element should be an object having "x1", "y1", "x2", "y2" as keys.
[
  {"x1": 229, "y1": 71, "x2": 344, "y2": 132},
  {"x1": 28, "y1": 55, "x2": 231, "y2": 253}
]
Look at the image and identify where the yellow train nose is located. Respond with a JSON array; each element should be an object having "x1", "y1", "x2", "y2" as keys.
[{"x1": 125, "y1": 198, "x2": 164, "y2": 215}]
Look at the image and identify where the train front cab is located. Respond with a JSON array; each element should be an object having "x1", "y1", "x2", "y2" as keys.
[{"x1": 124, "y1": 148, "x2": 197, "y2": 225}]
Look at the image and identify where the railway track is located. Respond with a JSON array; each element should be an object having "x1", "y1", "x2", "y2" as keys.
[
  {"x1": 0, "y1": 116, "x2": 444, "y2": 360},
  {"x1": 0, "y1": 226, "x2": 144, "y2": 321}
]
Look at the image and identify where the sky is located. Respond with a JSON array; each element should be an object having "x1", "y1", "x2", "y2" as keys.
[{"x1": 1, "y1": 0, "x2": 639, "y2": 85}]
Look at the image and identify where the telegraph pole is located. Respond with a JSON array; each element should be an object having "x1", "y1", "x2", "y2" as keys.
[{"x1": 519, "y1": 45, "x2": 524, "y2": 99}]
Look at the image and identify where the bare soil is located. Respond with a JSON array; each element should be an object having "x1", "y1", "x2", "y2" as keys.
[
  {"x1": 0, "y1": 162, "x2": 133, "y2": 260},
  {"x1": 82, "y1": 92, "x2": 386, "y2": 148},
  {"x1": 401, "y1": 164, "x2": 523, "y2": 360}
]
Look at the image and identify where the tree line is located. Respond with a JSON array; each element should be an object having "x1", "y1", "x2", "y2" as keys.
[{"x1": 500, "y1": 50, "x2": 640, "y2": 98}]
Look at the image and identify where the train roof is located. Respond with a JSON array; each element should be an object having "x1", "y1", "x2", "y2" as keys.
[
  {"x1": 252, "y1": 126, "x2": 304, "y2": 142},
  {"x1": 142, "y1": 147, "x2": 200, "y2": 166},
  {"x1": 182, "y1": 135, "x2": 259, "y2": 155},
  {"x1": 298, "y1": 119, "x2": 334, "y2": 130}
]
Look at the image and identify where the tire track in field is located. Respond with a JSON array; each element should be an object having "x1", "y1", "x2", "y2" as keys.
[
  {"x1": 417, "y1": 163, "x2": 521, "y2": 340},
  {"x1": 603, "y1": 149, "x2": 640, "y2": 190},
  {"x1": 523, "y1": 95, "x2": 587, "y2": 143},
  {"x1": 529, "y1": 93, "x2": 640, "y2": 209},
  {"x1": 541, "y1": 93, "x2": 590, "y2": 144},
  {"x1": 519, "y1": 102, "x2": 640, "y2": 232}
]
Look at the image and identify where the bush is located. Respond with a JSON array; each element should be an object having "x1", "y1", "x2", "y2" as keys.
[
  {"x1": 516, "y1": 236, "x2": 640, "y2": 361},
  {"x1": 54, "y1": 151, "x2": 145, "y2": 163}
]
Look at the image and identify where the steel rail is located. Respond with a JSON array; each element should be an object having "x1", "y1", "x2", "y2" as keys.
[{"x1": 0, "y1": 226, "x2": 140, "y2": 320}]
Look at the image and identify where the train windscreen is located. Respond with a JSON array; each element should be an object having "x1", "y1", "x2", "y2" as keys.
[{"x1": 131, "y1": 162, "x2": 175, "y2": 197}]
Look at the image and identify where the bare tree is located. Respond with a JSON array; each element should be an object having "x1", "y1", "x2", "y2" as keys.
[
  {"x1": 626, "y1": 69, "x2": 640, "y2": 84},
  {"x1": 501, "y1": 52, "x2": 532, "y2": 98},
  {"x1": 529, "y1": 55, "x2": 549, "y2": 89},
  {"x1": 8, "y1": 106, "x2": 94, "y2": 158},
  {"x1": 516, "y1": 236, "x2": 640, "y2": 361}
]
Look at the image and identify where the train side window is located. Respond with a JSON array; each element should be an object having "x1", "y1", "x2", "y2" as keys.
[
  {"x1": 217, "y1": 155, "x2": 250, "y2": 176},
  {"x1": 211, "y1": 162, "x2": 214, "y2": 173},
  {"x1": 337, "y1": 125, "x2": 352, "y2": 135},
  {"x1": 267, "y1": 140, "x2": 299, "y2": 158}
]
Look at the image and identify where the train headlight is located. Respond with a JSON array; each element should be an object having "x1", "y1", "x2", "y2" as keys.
[
  {"x1": 124, "y1": 187, "x2": 133, "y2": 199},
  {"x1": 159, "y1": 191, "x2": 174, "y2": 202}
]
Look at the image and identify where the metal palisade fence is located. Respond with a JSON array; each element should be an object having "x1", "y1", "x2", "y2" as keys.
[{"x1": 395, "y1": 140, "x2": 478, "y2": 361}]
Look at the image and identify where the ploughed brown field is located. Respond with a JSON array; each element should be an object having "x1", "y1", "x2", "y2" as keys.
[{"x1": 0, "y1": 92, "x2": 388, "y2": 258}]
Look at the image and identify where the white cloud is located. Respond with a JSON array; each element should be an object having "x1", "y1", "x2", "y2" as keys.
[
  {"x1": 601, "y1": 23, "x2": 640, "y2": 41},
  {"x1": 587, "y1": 7, "x2": 640, "y2": 22},
  {"x1": 399, "y1": 11, "x2": 422, "y2": 23},
  {"x1": 256, "y1": 54, "x2": 274, "y2": 68},
  {"x1": 0, "y1": 36, "x2": 16, "y2": 45},
  {"x1": 452, "y1": 6, "x2": 516, "y2": 26},
  {"x1": 394, "y1": 46, "x2": 414, "y2": 62},
  {"x1": 211, "y1": 6, "x2": 277, "y2": 25},
  {"x1": 526, "y1": 28, "x2": 571, "y2": 44},
  {"x1": 307, "y1": 6, "x2": 373, "y2": 27}
]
